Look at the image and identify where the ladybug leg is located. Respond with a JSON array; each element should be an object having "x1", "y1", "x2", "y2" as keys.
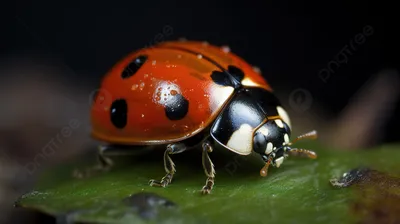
[
  {"x1": 201, "y1": 141, "x2": 215, "y2": 195},
  {"x1": 72, "y1": 145, "x2": 114, "y2": 178},
  {"x1": 149, "y1": 143, "x2": 187, "y2": 188},
  {"x1": 95, "y1": 145, "x2": 114, "y2": 170}
]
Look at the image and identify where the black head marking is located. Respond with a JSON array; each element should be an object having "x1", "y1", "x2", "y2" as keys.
[
  {"x1": 121, "y1": 55, "x2": 148, "y2": 79},
  {"x1": 210, "y1": 65, "x2": 245, "y2": 88},
  {"x1": 245, "y1": 87, "x2": 283, "y2": 117},
  {"x1": 110, "y1": 99, "x2": 128, "y2": 128},
  {"x1": 165, "y1": 94, "x2": 189, "y2": 120}
]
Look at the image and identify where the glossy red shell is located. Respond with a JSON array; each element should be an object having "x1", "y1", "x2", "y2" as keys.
[{"x1": 91, "y1": 41, "x2": 272, "y2": 145}]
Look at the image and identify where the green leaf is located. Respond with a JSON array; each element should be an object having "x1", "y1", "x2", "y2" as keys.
[{"x1": 15, "y1": 142, "x2": 400, "y2": 223}]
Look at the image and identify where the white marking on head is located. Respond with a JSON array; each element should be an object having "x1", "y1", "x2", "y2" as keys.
[
  {"x1": 265, "y1": 142, "x2": 273, "y2": 155},
  {"x1": 275, "y1": 119, "x2": 284, "y2": 128},
  {"x1": 277, "y1": 106, "x2": 291, "y2": 129},
  {"x1": 227, "y1": 124, "x2": 253, "y2": 153},
  {"x1": 275, "y1": 157, "x2": 284, "y2": 168},
  {"x1": 197, "y1": 54, "x2": 203, "y2": 59},
  {"x1": 284, "y1": 134, "x2": 289, "y2": 144}
]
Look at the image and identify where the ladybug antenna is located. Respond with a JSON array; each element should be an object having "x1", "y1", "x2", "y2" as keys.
[
  {"x1": 288, "y1": 130, "x2": 317, "y2": 146},
  {"x1": 283, "y1": 130, "x2": 318, "y2": 159}
]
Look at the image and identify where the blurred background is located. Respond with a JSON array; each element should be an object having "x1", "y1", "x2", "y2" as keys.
[{"x1": 1, "y1": 0, "x2": 399, "y2": 223}]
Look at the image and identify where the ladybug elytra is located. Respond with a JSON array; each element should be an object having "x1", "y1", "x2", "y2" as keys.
[{"x1": 77, "y1": 40, "x2": 318, "y2": 194}]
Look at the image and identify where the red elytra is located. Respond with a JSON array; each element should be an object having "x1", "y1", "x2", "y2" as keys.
[{"x1": 90, "y1": 41, "x2": 272, "y2": 145}]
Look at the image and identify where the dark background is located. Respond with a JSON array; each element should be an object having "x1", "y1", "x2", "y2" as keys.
[
  {"x1": 2, "y1": 1, "x2": 398, "y2": 143},
  {"x1": 1, "y1": 2, "x2": 398, "y2": 141},
  {"x1": 6, "y1": 0, "x2": 398, "y2": 142}
]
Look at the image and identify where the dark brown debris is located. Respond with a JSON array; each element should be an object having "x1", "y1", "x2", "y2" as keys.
[{"x1": 331, "y1": 167, "x2": 400, "y2": 224}]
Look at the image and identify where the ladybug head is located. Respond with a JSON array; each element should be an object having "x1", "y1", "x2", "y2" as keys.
[
  {"x1": 253, "y1": 119, "x2": 291, "y2": 167},
  {"x1": 253, "y1": 119, "x2": 317, "y2": 173}
]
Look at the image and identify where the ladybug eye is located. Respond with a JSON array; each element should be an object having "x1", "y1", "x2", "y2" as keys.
[
  {"x1": 121, "y1": 55, "x2": 148, "y2": 79},
  {"x1": 110, "y1": 99, "x2": 128, "y2": 128}
]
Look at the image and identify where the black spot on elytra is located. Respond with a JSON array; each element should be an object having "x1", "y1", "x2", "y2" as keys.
[
  {"x1": 165, "y1": 94, "x2": 189, "y2": 120},
  {"x1": 121, "y1": 55, "x2": 148, "y2": 79},
  {"x1": 211, "y1": 70, "x2": 232, "y2": 86},
  {"x1": 110, "y1": 99, "x2": 128, "y2": 128},
  {"x1": 210, "y1": 65, "x2": 245, "y2": 88},
  {"x1": 227, "y1": 65, "x2": 245, "y2": 83}
]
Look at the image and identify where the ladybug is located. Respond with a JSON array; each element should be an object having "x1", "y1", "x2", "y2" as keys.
[{"x1": 78, "y1": 40, "x2": 318, "y2": 194}]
